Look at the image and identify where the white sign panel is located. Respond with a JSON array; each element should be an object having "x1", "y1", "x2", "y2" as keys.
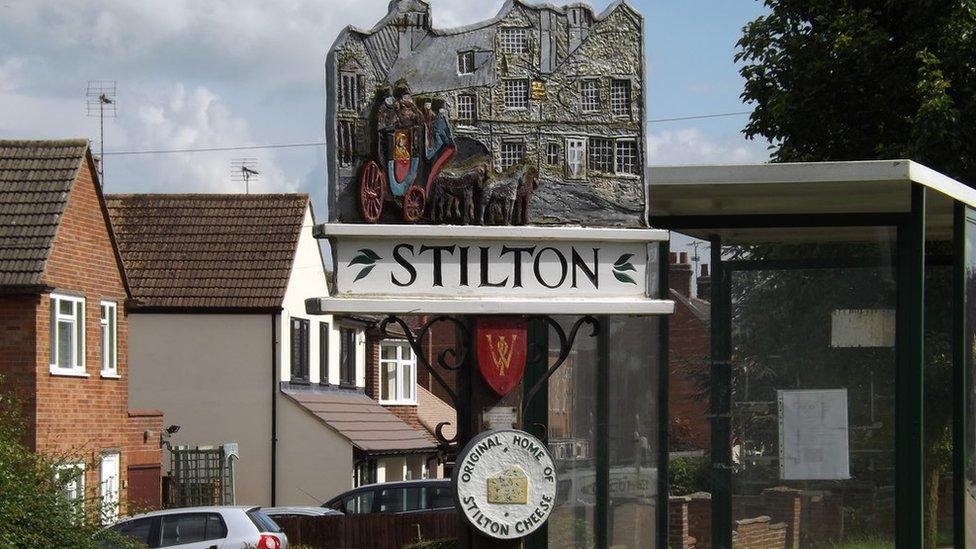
[
  {"x1": 334, "y1": 237, "x2": 647, "y2": 298},
  {"x1": 310, "y1": 224, "x2": 675, "y2": 315},
  {"x1": 453, "y1": 429, "x2": 557, "y2": 540},
  {"x1": 778, "y1": 389, "x2": 850, "y2": 480}
]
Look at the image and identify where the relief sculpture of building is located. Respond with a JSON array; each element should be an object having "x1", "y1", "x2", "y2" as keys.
[{"x1": 326, "y1": 0, "x2": 645, "y2": 226}]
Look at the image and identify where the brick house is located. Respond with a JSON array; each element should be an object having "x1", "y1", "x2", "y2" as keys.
[
  {"x1": 0, "y1": 139, "x2": 163, "y2": 522},
  {"x1": 668, "y1": 252, "x2": 711, "y2": 452}
]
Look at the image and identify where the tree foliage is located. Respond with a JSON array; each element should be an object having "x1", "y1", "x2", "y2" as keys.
[
  {"x1": 0, "y1": 380, "x2": 140, "y2": 548},
  {"x1": 737, "y1": 0, "x2": 976, "y2": 186}
]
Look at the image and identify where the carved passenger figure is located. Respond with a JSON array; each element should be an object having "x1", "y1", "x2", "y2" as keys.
[
  {"x1": 421, "y1": 100, "x2": 436, "y2": 143},
  {"x1": 426, "y1": 105, "x2": 454, "y2": 160},
  {"x1": 396, "y1": 92, "x2": 421, "y2": 128},
  {"x1": 377, "y1": 93, "x2": 398, "y2": 131}
]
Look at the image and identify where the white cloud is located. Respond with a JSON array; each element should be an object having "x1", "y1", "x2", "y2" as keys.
[
  {"x1": 106, "y1": 84, "x2": 297, "y2": 194},
  {"x1": 647, "y1": 127, "x2": 770, "y2": 165}
]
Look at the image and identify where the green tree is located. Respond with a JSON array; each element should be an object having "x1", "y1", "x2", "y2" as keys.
[
  {"x1": 737, "y1": 0, "x2": 976, "y2": 186},
  {"x1": 0, "y1": 380, "x2": 140, "y2": 548},
  {"x1": 737, "y1": 3, "x2": 976, "y2": 545}
]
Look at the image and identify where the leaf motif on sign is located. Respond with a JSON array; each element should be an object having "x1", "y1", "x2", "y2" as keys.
[
  {"x1": 348, "y1": 249, "x2": 381, "y2": 282},
  {"x1": 612, "y1": 253, "x2": 637, "y2": 285},
  {"x1": 353, "y1": 264, "x2": 376, "y2": 282},
  {"x1": 614, "y1": 253, "x2": 634, "y2": 267},
  {"x1": 613, "y1": 270, "x2": 636, "y2": 284}
]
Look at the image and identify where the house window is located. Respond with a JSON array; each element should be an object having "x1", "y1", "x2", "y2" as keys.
[
  {"x1": 457, "y1": 51, "x2": 475, "y2": 75},
  {"x1": 580, "y1": 79, "x2": 599, "y2": 112},
  {"x1": 379, "y1": 341, "x2": 416, "y2": 404},
  {"x1": 340, "y1": 327, "x2": 357, "y2": 386},
  {"x1": 339, "y1": 72, "x2": 361, "y2": 110},
  {"x1": 500, "y1": 142, "x2": 524, "y2": 168},
  {"x1": 499, "y1": 28, "x2": 528, "y2": 54},
  {"x1": 49, "y1": 294, "x2": 85, "y2": 375},
  {"x1": 615, "y1": 140, "x2": 640, "y2": 175},
  {"x1": 503, "y1": 79, "x2": 529, "y2": 109},
  {"x1": 546, "y1": 142, "x2": 561, "y2": 166},
  {"x1": 319, "y1": 322, "x2": 330, "y2": 384},
  {"x1": 610, "y1": 79, "x2": 632, "y2": 116},
  {"x1": 588, "y1": 137, "x2": 614, "y2": 173},
  {"x1": 291, "y1": 318, "x2": 310, "y2": 382},
  {"x1": 338, "y1": 120, "x2": 355, "y2": 167},
  {"x1": 457, "y1": 94, "x2": 476, "y2": 121},
  {"x1": 55, "y1": 462, "x2": 85, "y2": 522},
  {"x1": 100, "y1": 301, "x2": 117, "y2": 377}
]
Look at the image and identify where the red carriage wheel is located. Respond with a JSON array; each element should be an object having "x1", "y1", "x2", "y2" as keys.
[
  {"x1": 359, "y1": 161, "x2": 385, "y2": 223},
  {"x1": 402, "y1": 186, "x2": 426, "y2": 223}
]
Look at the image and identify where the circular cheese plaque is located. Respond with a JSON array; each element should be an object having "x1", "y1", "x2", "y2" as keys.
[{"x1": 452, "y1": 429, "x2": 557, "y2": 540}]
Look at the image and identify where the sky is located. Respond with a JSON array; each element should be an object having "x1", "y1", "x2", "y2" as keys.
[{"x1": 0, "y1": 0, "x2": 770, "y2": 261}]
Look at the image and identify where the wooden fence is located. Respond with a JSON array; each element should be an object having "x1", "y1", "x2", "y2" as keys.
[{"x1": 274, "y1": 510, "x2": 457, "y2": 548}]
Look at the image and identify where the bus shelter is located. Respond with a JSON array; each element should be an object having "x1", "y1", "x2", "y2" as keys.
[{"x1": 650, "y1": 160, "x2": 976, "y2": 548}]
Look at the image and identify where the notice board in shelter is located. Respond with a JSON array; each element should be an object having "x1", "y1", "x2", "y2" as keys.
[{"x1": 777, "y1": 389, "x2": 850, "y2": 480}]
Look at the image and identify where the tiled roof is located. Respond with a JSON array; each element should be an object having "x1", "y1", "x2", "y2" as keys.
[
  {"x1": 0, "y1": 139, "x2": 89, "y2": 288},
  {"x1": 284, "y1": 389, "x2": 436, "y2": 454},
  {"x1": 417, "y1": 386, "x2": 456, "y2": 442},
  {"x1": 105, "y1": 193, "x2": 308, "y2": 310}
]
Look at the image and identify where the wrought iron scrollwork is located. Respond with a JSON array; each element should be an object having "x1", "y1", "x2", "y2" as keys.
[
  {"x1": 378, "y1": 315, "x2": 470, "y2": 447},
  {"x1": 521, "y1": 315, "x2": 600, "y2": 420}
]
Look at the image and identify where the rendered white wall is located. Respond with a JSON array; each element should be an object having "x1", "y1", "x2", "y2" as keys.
[{"x1": 276, "y1": 394, "x2": 355, "y2": 504}]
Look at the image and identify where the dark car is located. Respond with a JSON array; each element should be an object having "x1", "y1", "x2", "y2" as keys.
[{"x1": 323, "y1": 479, "x2": 453, "y2": 514}]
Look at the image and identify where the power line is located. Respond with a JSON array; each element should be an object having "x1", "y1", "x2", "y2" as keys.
[{"x1": 100, "y1": 110, "x2": 752, "y2": 156}]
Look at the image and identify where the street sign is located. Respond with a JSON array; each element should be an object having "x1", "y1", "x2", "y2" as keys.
[{"x1": 309, "y1": 224, "x2": 674, "y2": 316}]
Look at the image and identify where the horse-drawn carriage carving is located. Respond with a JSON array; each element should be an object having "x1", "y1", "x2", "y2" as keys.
[{"x1": 357, "y1": 85, "x2": 539, "y2": 226}]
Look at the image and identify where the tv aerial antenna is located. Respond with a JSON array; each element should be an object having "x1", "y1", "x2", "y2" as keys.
[
  {"x1": 86, "y1": 81, "x2": 116, "y2": 187},
  {"x1": 231, "y1": 158, "x2": 260, "y2": 194},
  {"x1": 687, "y1": 240, "x2": 710, "y2": 277}
]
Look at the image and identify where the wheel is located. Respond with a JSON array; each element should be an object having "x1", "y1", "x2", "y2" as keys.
[
  {"x1": 402, "y1": 186, "x2": 426, "y2": 223},
  {"x1": 359, "y1": 161, "x2": 384, "y2": 223}
]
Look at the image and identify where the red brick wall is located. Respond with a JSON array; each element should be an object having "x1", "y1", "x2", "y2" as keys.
[
  {"x1": 3, "y1": 153, "x2": 162, "y2": 515},
  {"x1": 0, "y1": 294, "x2": 39, "y2": 447},
  {"x1": 126, "y1": 409, "x2": 163, "y2": 510},
  {"x1": 668, "y1": 293, "x2": 710, "y2": 450}
]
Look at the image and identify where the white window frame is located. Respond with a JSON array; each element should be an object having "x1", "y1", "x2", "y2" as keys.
[
  {"x1": 580, "y1": 79, "x2": 599, "y2": 112},
  {"x1": 456, "y1": 93, "x2": 476, "y2": 121},
  {"x1": 610, "y1": 78, "x2": 632, "y2": 116},
  {"x1": 55, "y1": 461, "x2": 85, "y2": 522},
  {"x1": 503, "y1": 79, "x2": 529, "y2": 110},
  {"x1": 50, "y1": 293, "x2": 87, "y2": 377},
  {"x1": 614, "y1": 139, "x2": 640, "y2": 176},
  {"x1": 457, "y1": 51, "x2": 475, "y2": 75},
  {"x1": 499, "y1": 28, "x2": 528, "y2": 54},
  {"x1": 546, "y1": 142, "x2": 561, "y2": 166},
  {"x1": 378, "y1": 340, "x2": 417, "y2": 405},
  {"x1": 100, "y1": 301, "x2": 118, "y2": 378},
  {"x1": 500, "y1": 141, "x2": 525, "y2": 169}
]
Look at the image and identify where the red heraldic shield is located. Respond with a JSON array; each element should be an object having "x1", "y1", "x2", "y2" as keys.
[{"x1": 476, "y1": 317, "x2": 528, "y2": 396}]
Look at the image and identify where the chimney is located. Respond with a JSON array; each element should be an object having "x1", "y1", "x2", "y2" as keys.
[
  {"x1": 669, "y1": 251, "x2": 693, "y2": 297},
  {"x1": 697, "y1": 264, "x2": 711, "y2": 301}
]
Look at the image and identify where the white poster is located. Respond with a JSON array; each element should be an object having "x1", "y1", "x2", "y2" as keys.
[{"x1": 778, "y1": 389, "x2": 850, "y2": 480}]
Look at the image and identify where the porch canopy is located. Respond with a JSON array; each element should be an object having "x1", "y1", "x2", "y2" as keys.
[{"x1": 649, "y1": 160, "x2": 976, "y2": 548}]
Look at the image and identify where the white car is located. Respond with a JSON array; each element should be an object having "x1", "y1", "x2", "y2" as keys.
[{"x1": 104, "y1": 506, "x2": 288, "y2": 549}]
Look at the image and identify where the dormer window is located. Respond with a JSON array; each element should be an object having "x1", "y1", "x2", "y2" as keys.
[
  {"x1": 457, "y1": 51, "x2": 475, "y2": 75},
  {"x1": 499, "y1": 28, "x2": 527, "y2": 54}
]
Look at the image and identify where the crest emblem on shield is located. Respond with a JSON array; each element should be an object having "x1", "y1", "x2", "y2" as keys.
[{"x1": 476, "y1": 317, "x2": 527, "y2": 396}]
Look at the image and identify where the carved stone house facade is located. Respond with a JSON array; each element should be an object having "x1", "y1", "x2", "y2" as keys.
[{"x1": 326, "y1": 0, "x2": 646, "y2": 226}]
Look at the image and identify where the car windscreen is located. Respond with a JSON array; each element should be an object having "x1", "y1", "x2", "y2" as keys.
[{"x1": 247, "y1": 509, "x2": 282, "y2": 533}]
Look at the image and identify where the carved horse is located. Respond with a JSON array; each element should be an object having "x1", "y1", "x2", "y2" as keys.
[
  {"x1": 429, "y1": 163, "x2": 489, "y2": 224},
  {"x1": 479, "y1": 165, "x2": 539, "y2": 225}
]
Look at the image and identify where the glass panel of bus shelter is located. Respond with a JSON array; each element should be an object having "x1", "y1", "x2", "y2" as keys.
[
  {"x1": 607, "y1": 316, "x2": 661, "y2": 548},
  {"x1": 548, "y1": 318, "x2": 599, "y2": 548},
  {"x1": 923, "y1": 203, "x2": 955, "y2": 546},
  {"x1": 728, "y1": 234, "x2": 897, "y2": 546},
  {"x1": 966, "y1": 208, "x2": 976, "y2": 548}
]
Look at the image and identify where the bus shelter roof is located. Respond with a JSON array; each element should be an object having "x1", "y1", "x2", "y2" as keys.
[{"x1": 648, "y1": 160, "x2": 976, "y2": 243}]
